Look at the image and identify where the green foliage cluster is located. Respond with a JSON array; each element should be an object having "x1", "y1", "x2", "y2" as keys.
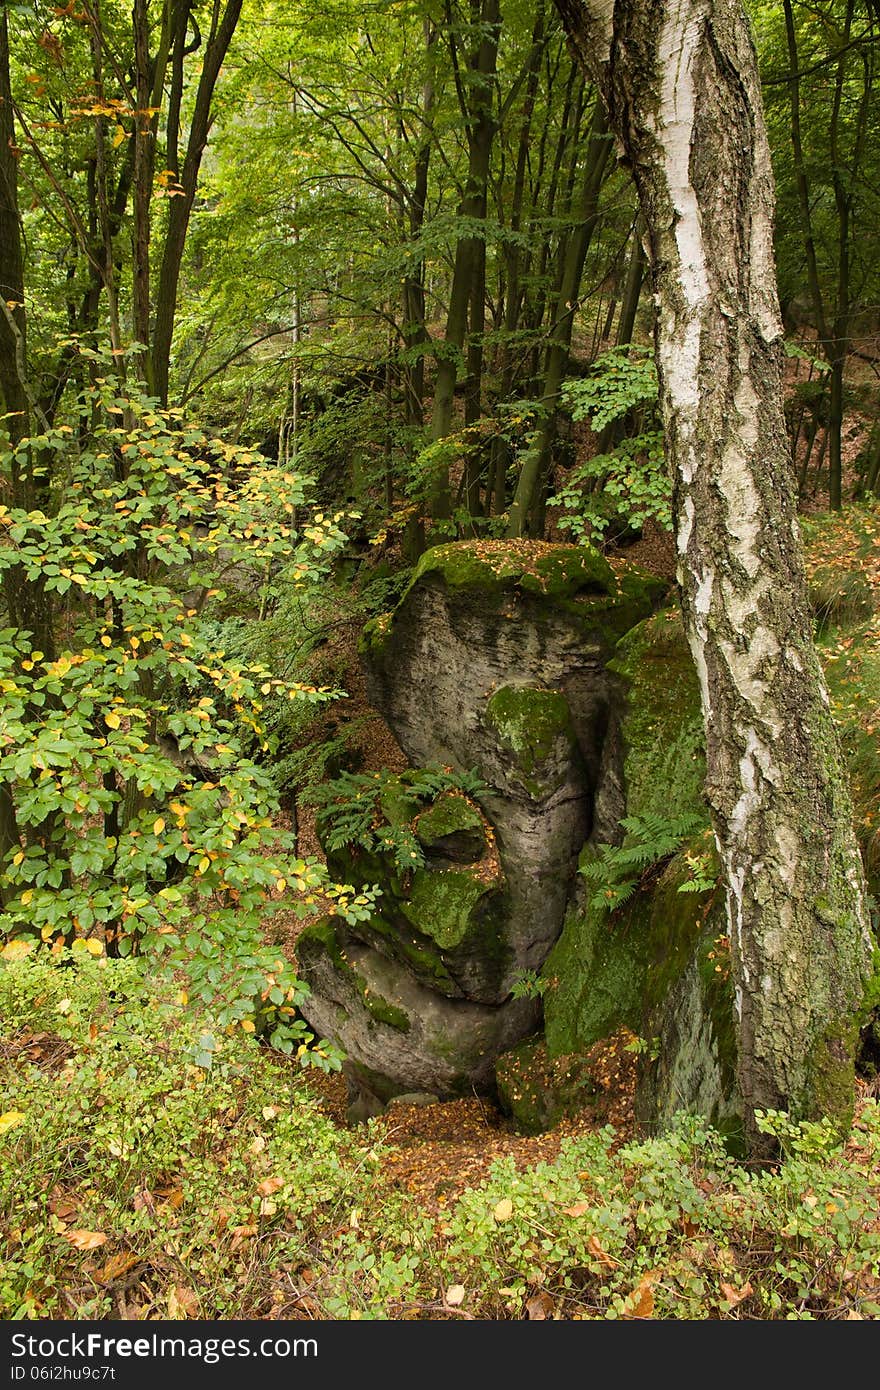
[
  {"x1": 0, "y1": 362, "x2": 376, "y2": 1051},
  {"x1": 579, "y1": 813, "x2": 712, "y2": 912},
  {"x1": 3, "y1": 954, "x2": 880, "y2": 1320},
  {"x1": 309, "y1": 766, "x2": 490, "y2": 873},
  {"x1": 551, "y1": 347, "x2": 669, "y2": 543}
]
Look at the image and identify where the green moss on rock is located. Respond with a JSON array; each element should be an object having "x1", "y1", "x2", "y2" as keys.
[
  {"x1": 609, "y1": 610, "x2": 708, "y2": 827},
  {"x1": 296, "y1": 917, "x2": 411, "y2": 1033},
  {"x1": 485, "y1": 685, "x2": 576, "y2": 796},
  {"x1": 411, "y1": 540, "x2": 617, "y2": 598},
  {"x1": 414, "y1": 793, "x2": 486, "y2": 860},
  {"x1": 544, "y1": 847, "x2": 723, "y2": 1056},
  {"x1": 402, "y1": 867, "x2": 498, "y2": 951}
]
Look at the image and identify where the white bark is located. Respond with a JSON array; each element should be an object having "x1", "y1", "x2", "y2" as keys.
[{"x1": 554, "y1": 0, "x2": 873, "y2": 1146}]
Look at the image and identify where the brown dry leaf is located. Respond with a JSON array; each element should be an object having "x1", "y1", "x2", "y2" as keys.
[
  {"x1": 626, "y1": 1270, "x2": 660, "y2": 1319},
  {"x1": 48, "y1": 1188, "x2": 78, "y2": 1222},
  {"x1": 562, "y1": 1201, "x2": 590, "y2": 1218},
  {"x1": 526, "y1": 1290, "x2": 555, "y2": 1320},
  {"x1": 587, "y1": 1235, "x2": 618, "y2": 1269},
  {"x1": 214, "y1": 1206, "x2": 232, "y2": 1233},
  {"x1": 64, "y1": 1229, "x2": 107, "y2": 1251},
  {"x1": 445, "y1": 1284, "x2": 466, "y2": 1307},
  {"x1": 256, "y1": 1176, "x2": 284, "y2": 1197},
  {"x1": 96, "y1": 1252, "x2": 140, "y2": 1285},
  {"x1": 230, "y1": 1223, "x2": 257, "y2": 1252},
  {"x1": 133, "y1": 1189, "x2": 155, "y2": 1215},
  {"x1": 720, "y1": 1280, "x2": 753, "y2": 1309},
  {"x1": 158, "y1": 1188, "x2": 184, "y2": 1211},
  {"x1": 168, "y1": 1285, "x2": 199, "y2": 1319}
]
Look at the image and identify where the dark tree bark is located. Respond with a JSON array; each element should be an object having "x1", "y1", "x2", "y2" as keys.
[
  {"x1": 427, "y1": 0, "x2": 501, "y2": 518},
  {"x1": 150, "y1": 0, "x2": 243, "y2": 404},
  {"x1": 554, "y1": 0, "x2": 873, "y2": 1150}
]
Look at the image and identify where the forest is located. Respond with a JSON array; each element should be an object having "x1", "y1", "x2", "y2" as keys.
[{"x1": 1, "y1": 0, "x2": 879, "y2": 1324}]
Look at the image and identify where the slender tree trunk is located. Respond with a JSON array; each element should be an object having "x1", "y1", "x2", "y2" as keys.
[
  {"x1": 554, "y1": 0, "x2": 873, "y2": 1151},
  {"x1": 428, "y1": 0, "x2": 501, "y2": 519},
  {"x1": 150, "y1": 0, "x2": 243, "y2": 404},
  {"x1": 507, "y1": 100, "x2": 611, "y2": 536}
]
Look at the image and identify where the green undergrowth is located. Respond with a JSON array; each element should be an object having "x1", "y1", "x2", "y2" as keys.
[{"x1": 3, "y1": 956, "x2": 880, "y2": 1321}]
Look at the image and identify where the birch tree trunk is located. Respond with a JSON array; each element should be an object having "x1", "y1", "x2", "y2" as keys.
[{"x1": 553, "y1": 0, "x2": 874, "y2": 1149}]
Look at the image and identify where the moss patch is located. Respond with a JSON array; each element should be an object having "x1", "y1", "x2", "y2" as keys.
[
  {"x1": 411, "y1": 539, "x2": 617, "y2": 598},
  {"x1": 414, "y1": 793, "x2": 486, "y2": 860},
  {"x1": 485, "y1": 685, "x2": 576, "y2": 796},
  {"x1": 401, "y1": 868, "x2": 498, "y2": 951},
  {"x1": 609, "y1": 609, "x2": 708, "y2": 826},
  {"x1": 543, "y1": 847, "x2": 722, "y2": 1056}
]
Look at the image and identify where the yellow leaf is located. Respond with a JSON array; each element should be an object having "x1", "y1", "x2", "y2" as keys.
[
  {"x1": 493, "y1": 1198, "x2": 513, "y2": 1222},
  {"x1": 104, "y1": 711, "x2": 121, "y2": 730},
  {"x1": 84, "y1": 940, "x2": 103, "y2": 957},
  {"x1": 64, "y1": 1229, "x2": 107, "y2": 1251},
  {"x1": 1, "y1": 938, "x2": 34, "y2": 961},
  {"x1": 198, "y1": 856, "x2": 210, "y2": 875},
  {"x1": 56, "y1": 998, "x2": 71, "y2": 1015},
  {"x1": 240, "y1": 1019, "x2": 255, "y2": 1033},
  {"x1": 112, "y1": 124, "x2": 127, "y2": 149},
  {"x1": 153, "y1": 817, "x2": 165, "y2": 835},
  {"x1": 0, "y1": 1110, "x2": 26, "y2": 1135},
  {"x1": 100, "y1": 635, "x2": 112, "y2": 647}
]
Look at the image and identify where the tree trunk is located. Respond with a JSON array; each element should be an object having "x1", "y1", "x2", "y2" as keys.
[
  {"x1": 506, "y1": 100, "x2": 611, "y2": 536},
  {"x1": 427, "y1": 0, "x2": 501, "y2": 519},
  {"x1": 554, "y1": 0, "x2": 873, "y2": 1150},
  {"x1": 150, "y1": 0, "x2": 243, "y2": 405}
]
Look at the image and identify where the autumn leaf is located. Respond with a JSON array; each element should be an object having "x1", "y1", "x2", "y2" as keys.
[
  {"x1": 526, "y1": 1290, "x2": 555, "y2": 1320},
  {"x1": 168, "y1": 1285, "x2": 199, "y2": 1318},
  {"x1": 563, "y1": 1201, "x2": 590, "y2": 1218},
  {"x1": 0, "y1": 1110, "x2": 26, "y2": 1136},
  {"x1": 587, "y1": 1235, "x2": 618, "y2": 1269},
  {"x1": 625, "y1": 1269, "x2": 660, "y2": 1318},
  {"x1": 445, "y1": 1284, "x2": 466, "y2": 1307},
  {"x1": 720, "y1": 1280, "x2": 753, "y2": 1309},
  {"x1": 64, "y1": 1230, "x2": 108, "y2": 1251},
  {"x1": 96, "y1": 1252, "x2": 140, "y2": 1284},
  {"x1": 493, "y1": 1197, "x2": 513, "y2": 1222},
  {"x1": 256, "y1": 1176, "x2": 284, "y2": 1197}
]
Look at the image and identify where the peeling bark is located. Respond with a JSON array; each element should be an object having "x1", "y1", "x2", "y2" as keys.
[{"x1": 554, "y1": 0, "x2": 873, "y2": 1149}]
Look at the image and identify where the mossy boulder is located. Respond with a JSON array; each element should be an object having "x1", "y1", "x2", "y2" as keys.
[
  {"x1": 361, "y1": 540, "x2": 663, "y2": 992},
  {"x1": 414, "y1": 792, "x2": 487, "y2": 862},
  {"x1": 495, "y1": 1035, "x2": 599, "y2": 1135},
  {"x1": 305, "y1": 539, "x2": 663, "y2": 1110},
  {"x1": 297, "y1": 915, "x2": 540, "y2": 1106}
]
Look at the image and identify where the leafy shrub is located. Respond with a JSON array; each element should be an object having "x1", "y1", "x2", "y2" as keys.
[
  {"x1": 0, "y1": 952, "x2": 372, "y2": 1318},
  {"x1": 3, "y1": 954, "x2": 879, "y2": 1320},
  {"x1": 551, "y1": 345, "x2": 669, "y2": 543},
  {"x1": 0, "y1": 357, "x2": 376, "y2": 1047}
]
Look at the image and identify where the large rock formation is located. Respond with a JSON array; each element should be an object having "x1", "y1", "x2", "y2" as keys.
[{"x1": 297, "y1": 540, "x2": 662, "y2": 1111}]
